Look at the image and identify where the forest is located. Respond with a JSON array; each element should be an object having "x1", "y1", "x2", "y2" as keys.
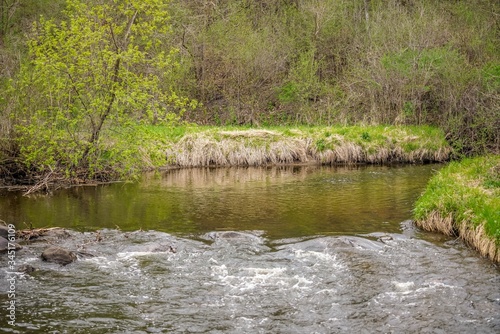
[{"x1": 0, "y1": 0, "x2": 498, "y2": 185}]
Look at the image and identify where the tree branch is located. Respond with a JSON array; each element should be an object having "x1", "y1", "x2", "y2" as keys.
[
  {"x1": 123, "y1": 10, "x2": 138, "y2": 46},
  {"x1": 79, "y1": 9, "x2": 138, "y2": 169}
]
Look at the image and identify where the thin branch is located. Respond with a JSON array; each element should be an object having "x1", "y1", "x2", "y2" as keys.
[
  {"x1": 64, "y1": 69, "x2": 90, "y2": 113},
  {"x1": 181, "y1": 24, "x2": 194, "y2": 58},
  {"x1": 109, "y1": 21, "x2": 120, "y2": 52},
  {"x1": 123, "y1": 10, "x2": 138, "y2": 46},
  {"x1": 79, "y1": 10, "x2": 138, "y2": 167},
  {"x1": 24, "y1": 166, "x2": 54, "y2": 196}
]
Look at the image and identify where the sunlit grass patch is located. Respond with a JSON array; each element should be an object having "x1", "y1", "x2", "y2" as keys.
[
  {"x1": 414, "y1": 155, "x2": 500, "y2": 262},
  {"x1": 157, "y1": 125, "x2": 450, "y2": 167},
  {"x1": 164, "y1": 129, "x2": 308, "y2": 167},
  {"x1": 109, "y1": 124, "x2": 450, "y2": 173}
]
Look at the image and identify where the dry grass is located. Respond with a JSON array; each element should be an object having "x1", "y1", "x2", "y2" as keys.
[
  {"x1": 218, "y1": 130, "x2": 278, "y2": 138},
  {"x1": 459, "y1": 222, "x2": 500, "y2": 263},
  {"x1": 415, "y1": 211, "x2": 455, "y2": 236},
  {"x1": 416, "y1": 210, "x2": 499, "y2": 262},
  {"x1": 167, "y1": 131, "x2": 309, "y2": 167},
  {"x1": 165, "y1": 128, "x2": 450, "y2": 167},
  {"x1": 312, "y1": 141, "x2": 364, "y2": 164}
]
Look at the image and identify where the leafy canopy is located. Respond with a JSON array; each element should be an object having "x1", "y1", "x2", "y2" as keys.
[{"x1": 14, "y1": 0, "x2": 196, "y2": 178}]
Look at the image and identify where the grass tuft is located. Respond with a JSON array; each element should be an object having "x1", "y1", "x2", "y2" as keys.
[
  {"x1": 161, "y1": 125, "x2": 450, "y2": 167},
  {"x1": 414, "y1": 155, "x2": 500, "y2": 262}
]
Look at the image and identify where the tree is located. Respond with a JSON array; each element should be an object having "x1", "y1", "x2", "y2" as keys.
[{"x1": 13, "y1": 0, "x2": 196, "y2": 179}]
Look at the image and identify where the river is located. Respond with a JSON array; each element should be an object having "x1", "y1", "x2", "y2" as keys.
[{"x1": 0, "y1": 165, "x2": 499, "y2": 333}]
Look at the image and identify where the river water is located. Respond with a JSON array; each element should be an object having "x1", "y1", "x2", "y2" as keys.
[{"x1": 0, "y1": 165, "x2": 499, "y2": 333}]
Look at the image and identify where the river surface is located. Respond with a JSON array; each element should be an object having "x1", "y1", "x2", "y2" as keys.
[{"x1": 0, "y1": 165, "x2": 499, "y2": 333}]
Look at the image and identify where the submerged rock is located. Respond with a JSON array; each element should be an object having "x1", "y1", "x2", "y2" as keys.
[
  {"x1": 41, "y1": 246, "x2": 77, "y2": 265},
  {"x1": 338, "y1": 236, "x2": 385, "y2": 251},
  {"x1": 0, "y1": 225, "x2": 9, "y2": 239},
  {"x1": 205, "y1": 231, "x2": 262, "y2": 242},
  {"x1": 43, "y1": 228, "x2": 72, "y2": 239},
  {"x1": 219, "y1": 231, "x2": 246, "y2": 239}
]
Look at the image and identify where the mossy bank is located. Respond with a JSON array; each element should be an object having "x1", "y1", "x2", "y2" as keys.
[{"x1": 414, "y1": 155, "x2": 500, "y2": 262}]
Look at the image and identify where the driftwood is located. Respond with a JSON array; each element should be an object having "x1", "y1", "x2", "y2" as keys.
[
  {"x1": 0, "y1": 165, "x2": 65, "y2": 195},
  {"x1": 16, "y1": 227, "x2": 69, "y2": 241},
  {"x1": 23, "y1": 169, "x2": 56, "y2": 196},
  {"x1": 0, "y1": 168, "x2": 122, "y2": 196}
]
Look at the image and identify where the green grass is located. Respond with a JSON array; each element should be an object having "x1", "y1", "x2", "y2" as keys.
[
  {"x1": 414, "y1": 155, "x2": 500, "y2": 261},
  {"x1": 109, "y1": 124, "x2": 450, "y2": 170}
]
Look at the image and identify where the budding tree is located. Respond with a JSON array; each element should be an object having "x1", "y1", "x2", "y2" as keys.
[{"x1": 14, "y1": 0, "x2": 196, "y2": 178}]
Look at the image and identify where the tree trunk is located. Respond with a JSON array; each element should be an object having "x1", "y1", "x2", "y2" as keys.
[{"x1": 78, "y1": 10, "x2": 138, "y2": 169}]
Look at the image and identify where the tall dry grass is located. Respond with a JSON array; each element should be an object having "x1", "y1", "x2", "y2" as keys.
[
  {"x1": 167, "y1": 131, "x2": 309, "y2": 167},
  {"x1": 416, "y1": 210, "x2": 499, "y2": 262},
  {"x1": 165, "y1": 128, "x2": 450, "y2": 167}
]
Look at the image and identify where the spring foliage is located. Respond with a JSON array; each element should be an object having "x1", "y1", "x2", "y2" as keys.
[
  {"x1": 172, "y1": 0, "x2": 499, "y2": 154},
  {"x1": 0, "y1": 0, "x2": 498, "y2": 187},
  {"x1": 13, "y1": 0, "x2": 196, "y2": 178}
]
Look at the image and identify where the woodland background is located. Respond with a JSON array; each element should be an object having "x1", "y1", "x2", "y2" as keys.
[{"x1": 0, "y1": 0, "x2": 498, "y2": 182}]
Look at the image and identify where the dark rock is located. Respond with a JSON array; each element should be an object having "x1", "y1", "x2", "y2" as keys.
[
  {"x1": 0, "y1": 236, "x2": 7, "y2": 252},
  {"x1": 0, "y1": 236, "x2": 22, "y2": 253},
  {"x1": 219, "y1": 231, "x2": 245, "y2": 239},
  {"x1": 0, "y1": 225, "x2": 8, "y2": 239},
  {"x1": 41, "y1": 246, "x2": 77, "y2": 265},
  {"x1": 17, "y1": 264, "x2": 36, "y2": 274}
]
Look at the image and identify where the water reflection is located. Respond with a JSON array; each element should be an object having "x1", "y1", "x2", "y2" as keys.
[
  {"x1": 0, "y1": 164, "x2": 439, "y2": 238},
  {"x1": 0, "y1": 165, "x2": 437, "y2": 238}
]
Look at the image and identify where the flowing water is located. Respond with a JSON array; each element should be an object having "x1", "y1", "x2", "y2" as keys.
[{"x1": 0, "y1": 165, "x2": 499, "y2": 333}]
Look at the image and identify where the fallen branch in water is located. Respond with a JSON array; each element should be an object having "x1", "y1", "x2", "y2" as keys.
[
  {"x1": 23, "y1": 169, "x2": 55, "y2": 196},
  {"x1": 16, "y1": 227, "x2": 68, "y2": 241}
]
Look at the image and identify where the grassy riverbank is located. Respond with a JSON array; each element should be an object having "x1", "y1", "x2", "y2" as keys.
[
  {"x1": 414, "y1": 155, "x2": 500, "y2": 262},
  {"x1": 0, "y1": 124, "x2": 451, "y2": 192},
  {"x1": 118, "y1": 124, "x2": 451, "y2": 169}
]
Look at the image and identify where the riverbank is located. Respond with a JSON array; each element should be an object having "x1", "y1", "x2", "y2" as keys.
[
  {"x1": 131, "y1": 124, "x2": 451, "y2": 168},
  {"x1": 0, "y1": 125, "x2": 451, "y2": 193},
  {"x1": 414, "y1": 155, "x2": 500, "y2": 262}
]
